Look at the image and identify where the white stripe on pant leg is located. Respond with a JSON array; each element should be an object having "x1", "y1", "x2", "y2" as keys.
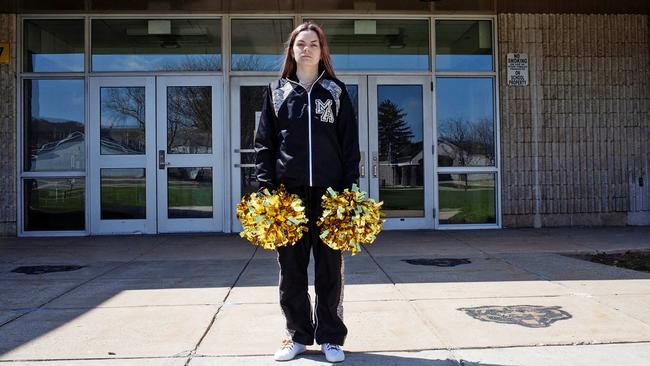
[
  {"x1": 313, "y1": 293, "x2": 319, "y2": 342},
  {"x1": 337, "y1": 254, "x2": 345, "y2": 322}
]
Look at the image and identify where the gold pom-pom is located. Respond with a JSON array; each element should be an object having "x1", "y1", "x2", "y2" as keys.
[
  {"x1": 317, "y1": 183, "x2": 384, "y2": 255},
  {"x1": 236, "y1": 184, "x2": 308, "y2": 250}
]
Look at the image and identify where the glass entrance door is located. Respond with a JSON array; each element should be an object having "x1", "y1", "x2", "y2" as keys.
[
  {"x1": 230, "y1": 76, "x2": 434, "y2": 231},
  {"x1": 231, "y1": 76, "x2": 368, "y2": 232},
  {"x1": 367, "y1": 76, "x2": 435, "y2": 229},
  {"x1": 89, "y1": 76, "x2": 223, "y2": 234},
  {"x1": 156, "y1": 76, "x2": 223, "y2": 233},
  {"x1": 230, "y1": 77, "x2": 276, "y2": 232},
  {"x1": 343, "y1": 76, "x2": 435, "y2": 229},
  {"x1": 89, "y1": 77, "x2": 157, "y2": 234}
]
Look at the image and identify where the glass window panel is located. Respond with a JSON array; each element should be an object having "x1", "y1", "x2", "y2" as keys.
[
  {"x1": 310, "y1": 19, "x2": 429, "y2": 71},
  {"x1": 377, "y1": 85, "x2": 424, "y2": 218},
  {"x1": 168, "y1": 167, "x2": 213, "y2": 218},
  {"x1": 92, "y1": 19, "x2": 221, "y2": 72},
  {"x1": 20, "y1": 1, "x2": 85, "y2": 11},
  {"x1": 432, "y1": 0, "x2": 494, "y2": 12},
  {"x1": 240, "y1": 154, "x2": 258, "y2": 196},
  {"x1": 231, "y1": 19, "x2": 293, "y2": 71},
  {"x1": 24, "y1": 178, "x2": 85, "y2": 231},
  {"x1": 238, "y1": 85, "x2": 266, "y2": 196},
  {"x1": 23, "y1": 19, "x2": 84, "y2": 73},
  {"x1": 346, "y1": 84, "x2": 359, "y2": 123},
  {"x1": 91, "y1": 0, "x2": 224, "y2": 11},
  {"x1": 167, "y1": 86, "x2": 212, "y2": 154},
  {"x1": 438, "y1": 173, "x2": 496, "y2": 225},
  {"x1": 303, "y1": 0, "x2": 429, "y2": 11},
  {"x1": 100, "y1": 87, "x2": 146, "y2": 155},
  {"x1": 436, "y1": 77, "x2": 495, "y2": 167},
  {"x1": 436, "y1": 20, "x2": 493, "y2": 72},
  {"x1": 229, "y1": 0, "x2": 295, "y2": 12},
  {"x1": 101, "y1": 168, "x2": 146, "y2": 220},
  {"x1": 240, "y1": 85, "x2": 266, "y2": 150},
  {"x1": 24, "y1": 79, "x2": 85, "y2": 172}
]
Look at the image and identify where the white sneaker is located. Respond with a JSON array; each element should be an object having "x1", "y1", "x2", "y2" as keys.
[
  {"x1": 273, "y1": 339, "x2": 307, "y2": 361},
  {"x1": 321, "y1": 343, "x2": 345, "y2": 362}
]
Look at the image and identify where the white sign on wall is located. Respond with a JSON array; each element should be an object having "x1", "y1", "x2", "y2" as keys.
[{"x1": 507, "y1": 53, "x2": 528, "y2": 86}]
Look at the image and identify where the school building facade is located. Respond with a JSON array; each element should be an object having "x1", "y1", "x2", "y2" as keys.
[{"x1": 0, "y1": 0, "x2": 648, "y2": 236}]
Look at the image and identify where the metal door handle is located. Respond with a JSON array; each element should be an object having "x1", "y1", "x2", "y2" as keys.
[
  {"x1": 372, "y1": 151, "x2": 378, "y2": 178},
  {"x1": 359, "y1": 151, "x2": 366, "y2": 178},
  {"x1": 158, "y1": 150, "x2": 166, "y2": 170}
]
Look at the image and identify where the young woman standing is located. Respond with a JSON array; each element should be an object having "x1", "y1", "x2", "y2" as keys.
[{"x1": 254, "y1": 22, "x2": 360, "y2": 362}]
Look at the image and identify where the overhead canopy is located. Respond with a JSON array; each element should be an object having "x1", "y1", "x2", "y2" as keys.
[{"x1": 0, "y1": 0, "x2": 648, "y2": 13}]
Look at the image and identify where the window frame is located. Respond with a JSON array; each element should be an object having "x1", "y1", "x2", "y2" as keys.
[
  {"x1": 16, "y1": 12, "x2": 500, "y2": 235},
  {"x1": 433, "y1": 15, "x2": 501, "y2": 229}
]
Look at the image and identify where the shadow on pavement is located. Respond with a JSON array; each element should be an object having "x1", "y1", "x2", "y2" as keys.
[{"x1": 1, "y1": 227, "x2": 650, "y2": 361}]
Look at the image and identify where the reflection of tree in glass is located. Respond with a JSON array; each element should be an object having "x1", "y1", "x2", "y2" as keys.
[
  {"x1": 102, "y1": 88, "x2": 145, "y2": 128},
  {"x1": 378, "y1": 100, "x2": 415, "y2": 162},
  {"x1": 439, "y1": 117, "x2": 494, "y2": 166},
  {"x1": 101, "y1": 88, "x2": 146, "y2": 154},
  {"x1": 473, "y1": 118, "x2": 495, "y2": 163},
  {"x1": 161, "y1": 55, "x2": 221, "y2": 71},
  {"x1": 232, "y1": 54, "x2": 278, "y2": 71},
  {"x1": 167, "y1": 86, "x2": 211, "y2": 153}
]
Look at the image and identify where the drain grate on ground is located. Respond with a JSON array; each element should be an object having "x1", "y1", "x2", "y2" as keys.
[
  {"x1": 401, "y1": 258, "x2": 471, "y2": 267},
  {"x1": 11, "y1": 265, "x2": 86, "y2": 275}
]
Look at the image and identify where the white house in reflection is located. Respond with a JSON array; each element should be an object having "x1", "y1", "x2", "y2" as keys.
[
  {"x1": 378, "y1": 147, "x2": 424, "y2": 187},
  {"x1": 437, "y1": 138, "x2": 493, "y2": 168},
  {"x1": 30, "y1": 131, "x2": 84, "y2": 171},
  {"x1": 29, "y1": 131, "x2": 148, "y2": 172}
]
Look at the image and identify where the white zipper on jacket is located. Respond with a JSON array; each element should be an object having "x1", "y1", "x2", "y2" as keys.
[
  {"x1": 307, "y1": 92, "x2": 313, "y2": 186},
  {"x1": 286, "y1": 70, "x2": 325, "y2": 187}
]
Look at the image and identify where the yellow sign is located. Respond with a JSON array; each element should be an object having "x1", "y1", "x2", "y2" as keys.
[{"x1": 0, "y1": 43, "x2": 9, "y2": 64}]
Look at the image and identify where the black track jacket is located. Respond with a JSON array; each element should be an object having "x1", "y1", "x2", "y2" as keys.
[{"x1": 254, "y1": 70, "x2": 360, "y2": 192}]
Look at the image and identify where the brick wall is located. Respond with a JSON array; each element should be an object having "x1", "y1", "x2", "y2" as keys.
[
  {"x1": 499, "y1": 14, "x2": 650, "y2": 227},
  {"x1": 0, "y1": 14, "x2": 16, "y2": 236}
]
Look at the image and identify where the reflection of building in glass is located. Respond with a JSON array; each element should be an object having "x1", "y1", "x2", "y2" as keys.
[
  {"x1": 27, "y1": 118, "x2": 85, "y2": 171},
  {"x1": 100, "y1": 128, "x2": 145, "y2": 154},
  {"x1": 437, "y1": 117, "x2": 495, "y2": 167},
  {"x1": 437, "y1": 139, "x2": 492, "y2": 167},
  {"x1": 378, "y1": 144, "x2": 423, "y2": 187}
]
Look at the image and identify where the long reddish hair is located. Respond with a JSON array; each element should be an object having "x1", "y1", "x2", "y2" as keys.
[{"x1": 281, "y1": 22, "x2": 336, "y2": 79}]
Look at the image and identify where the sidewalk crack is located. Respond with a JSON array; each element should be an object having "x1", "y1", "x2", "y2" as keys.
[{"x1": 183, "y1": 245, "x2": 258, "y2": 366}]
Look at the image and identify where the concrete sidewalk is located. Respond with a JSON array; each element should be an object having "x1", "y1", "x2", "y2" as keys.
[{"x1": 1, "y1": 227, "x2": 649, "y2": 365}]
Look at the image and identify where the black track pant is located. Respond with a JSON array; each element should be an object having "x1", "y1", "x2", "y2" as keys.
[{"x1": 276, "y1": 185, "x2": 348, "y2": 346}]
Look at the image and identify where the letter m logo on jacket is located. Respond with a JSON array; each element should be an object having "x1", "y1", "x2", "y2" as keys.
[{"x1": 315, "y1": 99, "x2": 334, "y2": 123}]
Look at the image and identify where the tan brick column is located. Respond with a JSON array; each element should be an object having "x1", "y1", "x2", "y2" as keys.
[{"x1": 0, "y1": 13, "x2": 16, "y2": 236}]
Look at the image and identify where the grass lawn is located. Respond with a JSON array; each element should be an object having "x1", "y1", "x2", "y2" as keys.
[
  {"x1": 439, "y1": 184, "x2": 495, "y2": 224},
  {"x1": 28, "y1": 188, "x2": 85, "y2": 212},
  {"x1": 31, "y1": 182, "x2": 496, "y2": 225},
  {"x1": 379, "y1": 187, "x2": 424, "y2": 211},
  {"x1": 167, "y1": 184, "x2": 212, "y2": 207}
]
